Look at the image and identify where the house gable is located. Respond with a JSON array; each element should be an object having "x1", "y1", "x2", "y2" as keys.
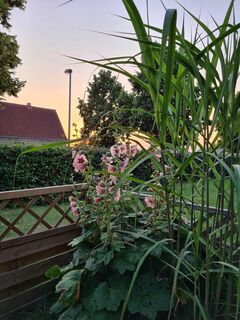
[{"x1": 0, "y1": 102, "x2": 67, "y2": 144}]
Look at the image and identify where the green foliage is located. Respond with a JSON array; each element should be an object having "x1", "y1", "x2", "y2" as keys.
[
  {"x1": 119, "y1": 72, "x2": 156, "y2": 134},
  {"x1": 0, "y1": 0, "x2": 26, "y2": 28},
  {"x1": 128, "y1": 271, "x2": 171, "y2": 318},
  {"x1": 0, "y1": 144, "x2": 73, "y2": 190},
  {"x1": 94, "y1": 275, "x2": 129, "y2": 312},
  {"x1": 0, "y1": 145, "x2": 106, "y2": 191},
  {"x1": 0, "y1": 32, "x2": 25, "y2": 97},
  {"x1": 0, "y1": 0, "x2": 26, "y2": 98},
  {"x1": 77, "y1": 70, "x2": 128, "y2": 146},
  {"x1": 51, "y1": 0, "x2": 240, "y2": 319},
  {"x1": 56, "y1": 270, "x2": 83, "y2": 304},
  {"x1": 50, "y1": 144, "x2": 197, "y2": 319}
]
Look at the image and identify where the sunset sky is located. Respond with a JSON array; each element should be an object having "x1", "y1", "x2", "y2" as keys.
[{"x1": 8, "y1": 0, "x2": 237, "y2": 136}]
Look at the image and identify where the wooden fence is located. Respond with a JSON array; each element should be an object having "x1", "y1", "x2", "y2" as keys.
[
  {"x1": 0, "y1": 183, "x2": 88, "y2": 319},
  {"x1": 0, "y1": 184, "x2": 238, "y2": 318}
]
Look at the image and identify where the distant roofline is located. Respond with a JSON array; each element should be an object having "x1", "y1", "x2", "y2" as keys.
[
  {"x1": 0, "y1": 136, "x2": 66, "y2": 141},
  {"x1": 1, "y1": 101, "x2": 58, "y2": 113},
  {"x1": 0, "y1": 101, "x2": 67, "y2": 140}
]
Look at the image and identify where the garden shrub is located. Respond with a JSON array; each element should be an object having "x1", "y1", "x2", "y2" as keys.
[
  {"x1": 47, "y1": 0, "x2": 240, "y2": 317},
  {"x1": 0, "y1": 145, "x2": 107, "y2": 191},
  {"x1": 49, "y1": 142, "x2": 240, "y2": 320},
  {"x1": 48, "y1": 144, "x2": 198, "y2": 319},
  {"x1": 0, "y1": 144, "x2": 155, "y2": 191}
]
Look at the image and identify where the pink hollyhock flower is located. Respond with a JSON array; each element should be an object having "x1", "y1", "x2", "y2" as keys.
[
  {"x1": 155, "y1": 147, "x2": 161, "y2": 162},
  {"x1": 120, "y1": 157, "x2": 129, "y2": 172},
  {"x1": 110, "y1": 175, "x2": 117, "y2": 184},
  {"x1": 101, "y1": 155, "x2": 112, "y2": 162},
  {"x1": 108, "y1": 164, "x2": 115, "y2": 173},
  {"x1": 71, "y1": 206, "x2": 79, "y2": 217},
  {"x1": 95, "y1": 197, "x2": 102, "y2": 204},
  {"x1": 70, "y1": 201, "x2": 77, "y2": 208},
  {"x1": 130, "y1": 145, "x2": 138, "y2": 157},
  {"x1": 109, "y1": 186, "x2": 121, "y2": 202},
  {"x1": 96, "y1": 181, "x2": 105, "y2": 195},
  {"x1": 107, "y1": 156, "x2": 113, "y2": 163},
  {"x1": 110, "y1": 145, "x2": 119, "y2": 157},
  {"x1": 108, "y1": 186, "x2": 121, "y2": 201},
  {"x1": 73, "y1": 153, "x2": 88, "y2": 173},
  {"x1": 101, "y1": 155, "x2": 107, "y2": 162},
  {"x1": 69, "y1": 196, "x2": 75, "y2": 202},
  {"x1": 119, "y1": 144, "x2": 127, "y2": 155},
  {"x1": 144, "y1": 196, "x2": 155, "y2": 209},
  {"x1": 114, "y1": 188, "x2": 121, "y2": 202}
]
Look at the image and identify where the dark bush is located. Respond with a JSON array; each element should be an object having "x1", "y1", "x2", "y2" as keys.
[{"x1": 0, "y1": 145, "x2": 107, "y2": 191}]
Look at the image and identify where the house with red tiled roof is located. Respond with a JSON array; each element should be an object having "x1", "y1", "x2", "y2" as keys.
[{"x1": 0, "y1": 102, "x2": 67, "y2": 144}]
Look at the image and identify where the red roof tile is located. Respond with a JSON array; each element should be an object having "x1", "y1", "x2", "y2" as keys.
[{"x1": 0, "y1": 102, "x2": 66, "y2": 141}]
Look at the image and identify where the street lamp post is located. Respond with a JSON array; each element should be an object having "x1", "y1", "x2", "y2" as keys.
[{"x1": 64, "y1": 68, "x2": 73, "y2": 141}]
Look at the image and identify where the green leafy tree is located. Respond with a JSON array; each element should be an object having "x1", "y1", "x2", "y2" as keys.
[
  {"x1": 118, "y1": 71, "x2": 197, "y2": 144},
  {"x1": 78, "y1": 70, "x2": 194, "y2": 146},
  {"x1": 77, "y1": 70, "x2": 132, "y2": 146},
  {"x1": 117, "y1": 71, "x2": 157, "y2": 134},
  {"x1": 0, "y1": 0, "x2": 26, "y2": 99}
]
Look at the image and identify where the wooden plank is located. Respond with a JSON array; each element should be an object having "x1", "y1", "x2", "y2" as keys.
[
  {"x1": 0, "y1": 224, "x2": 79, "y2": 249},
  {"x1": 0, "y1": 225, "x2": 80, "y2": 264},
  {"x1": 136, "y1": 192, "x2": 231, "y2": 217},
  {"x1": 0, "y1": 243, "x2": 69, "y2": 273},
  {"x1": 0, "y1": 275, "x2": 44, "y2": 301},
  {"x1": 0, "y1": 230, "x2": 78, "y2": 265},
  {"x1": 0, "y1": 183, "x2": 88, "y2": 201},
  {"x1": 0, "y1": 200, "x2": 9, "y2": 210},
  {"x1": 0, "y1": 279, "x2": 57, "y2": 318},
  {"x1": 0, "y1": 289, "x2": 53, "y2": 319},
  {"x1": 0, "y1": 249, "x2": 73, "y2": 290}
]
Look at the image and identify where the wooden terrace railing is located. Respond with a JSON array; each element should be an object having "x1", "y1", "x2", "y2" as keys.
[{"x1": 0, "y1": 183, "x2": 88, "y2": 319}]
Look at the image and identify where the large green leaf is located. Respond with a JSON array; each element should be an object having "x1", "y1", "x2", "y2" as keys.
[
  {"x1": 112, "y1": 254, "x2": 135, "y2": 275},
  {"x1": 122, "y1": 0, "x2": 154, "y2": 70},
  {"x1": 58, "y1": 305, "x2": 84, "y2": 320},
  {"x1": 85, "y1": 247, "x2": 114, "y2": 273},
  {"x1": 94, "y1": 275, "x2": 129, "y2": 312},
  {"x1": 128, "y1": 270, "x2": 171, "y2": 318},
  {"x1": 158, "y1": 9, "x2": 177, "y2": 146},
  {"x1": 72, "y1": 244, "x2": 92, "y2": 266},
  {"x1": 56, "y1": 269, "x2": 83, "y2": 303},
  {"x1": 233, "y1": 164, "x2": 240, "y2": 227},
  {"x1": 45, "y1": 265, "x2": 62, "y2": 279},
  {"x1": 69, "y1": 230, "x2": 93, "y2": 247},
  {"x1": 112, "y1": 241, "x2": 153, "y2": 275}
]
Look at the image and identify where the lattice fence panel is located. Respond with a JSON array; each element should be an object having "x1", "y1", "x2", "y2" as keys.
[{"x1": 0, "y1": 184, "x2": 88, "y2": 241}]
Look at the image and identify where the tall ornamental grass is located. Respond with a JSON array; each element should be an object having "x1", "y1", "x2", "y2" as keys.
[{"x1": 50, "y1": 0, "x2": 240, "y2": 319}]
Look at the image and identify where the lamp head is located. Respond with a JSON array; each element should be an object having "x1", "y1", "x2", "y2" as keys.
[{"x1": 64, "y1": 68, "x2": 72, "y2": 74}]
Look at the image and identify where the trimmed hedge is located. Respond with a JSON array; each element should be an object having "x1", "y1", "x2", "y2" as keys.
[
  {"x1": 0, "y1": 145, "x2": 106, "y2": 191},
  {"x1": 1, "y1": 144, "x2": 232, "y2": 192},
  {"x1": 0, "y1": 145, "x2": 166, "y2": 191}
]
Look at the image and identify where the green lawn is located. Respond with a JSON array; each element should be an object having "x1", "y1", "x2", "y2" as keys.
[{"x1": 175, "y1": 178, "x2": 235, "y2": 208}]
